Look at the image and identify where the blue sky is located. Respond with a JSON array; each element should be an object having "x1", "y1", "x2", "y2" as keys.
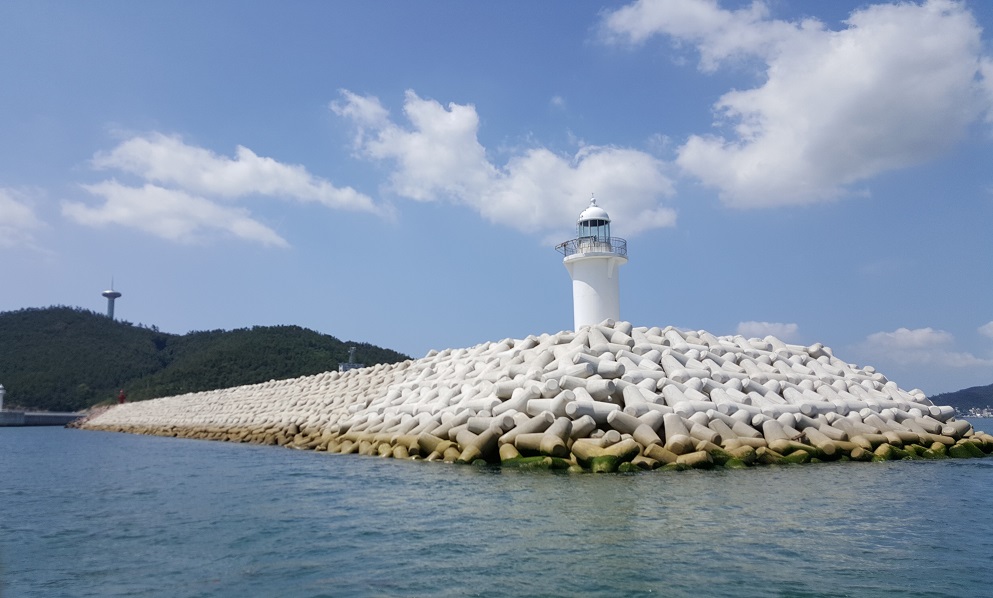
[{"x1": 2, "y1": 0, "x2": 991, "y2": 395}]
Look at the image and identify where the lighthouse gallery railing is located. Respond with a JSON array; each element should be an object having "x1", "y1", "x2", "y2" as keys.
[{"x1": 555, "y1": 237, "x2": 627, "y2": 257}]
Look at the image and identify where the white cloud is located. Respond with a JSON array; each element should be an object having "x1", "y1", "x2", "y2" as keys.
[
  {"x1": 0, "y1": 188, "x2": 45, "y2": 249},
  {"x1": 332, "y1": 89, "x2": 392, "y2": 130},
  {"x1": 979, "y1": 321, "x2": 993, "y2": 339},
  {"x1": 67, "y1": 133, "x2": 391, "y2": 247},
  {"x1": 865, "y1": 327, "x2": 953, "y2": 350},
  {"x1": 336, "y1": 90, "x2": 498, "y2": 204},
  {"x1": 736, "y1": 320, "x2": 798, "y2": 341},
  {"x1": 332, "y1": 89, "x2": 676, "y2": 237},
  {"x1": 92, "y1": 133, "x2": 386, "y2": 215},
  {"x1": 602, "y1": 0, "x2": 806, "y2": 71},
  {"x1": 603, "y1": 0, "x2": 993, "y2": 207},
  {"x1": 860, "y1": 326, "x2": 993, "y2": 368},
  {"x1": 63, "y1": 181, "x2": 288, "y2": 247}
]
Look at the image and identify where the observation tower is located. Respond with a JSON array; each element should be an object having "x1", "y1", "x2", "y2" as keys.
[
  {"x1": 555, "y1": 195, "x2": 627, "y2": 331},
  {"x1": 102, "y1": 284, "x2": 122, "y2": 320}
]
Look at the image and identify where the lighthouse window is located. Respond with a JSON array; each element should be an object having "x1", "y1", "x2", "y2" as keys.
[{"x1": 579, "y1": 219, "x2": 610, "y2": 241}]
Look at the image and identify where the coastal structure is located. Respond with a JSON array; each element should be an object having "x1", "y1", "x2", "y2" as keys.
[
  {"x1": 78, "y1": 321, "x2": 992, "y2": 470},
  {"x1": 77, "y1": 196, "x2": 991, "y2": 470},
  {"x1": 1, "y1": 411, "x2": 83, "y2": 426},
  {"x1": 338, "y1": 347, "x2": 364, "y2": 373},
  {"x1": 102, "y1": 284, "x2": 122, "y2": 320},
  {"x1": 556, "y1": 196, "x2": 627, "y2": 331},
  {"x1": 0, "y1": 384, "x2": 82, "y2": 427}
]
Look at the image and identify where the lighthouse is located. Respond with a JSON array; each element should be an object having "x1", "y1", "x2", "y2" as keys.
[{"x1": 555, "y1": 195, "x2": 628, "y2": 331}]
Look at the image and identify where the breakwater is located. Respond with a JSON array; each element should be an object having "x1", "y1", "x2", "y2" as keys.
[
  {"x1": 1, "y1": 410, "x2": 83, "y2": 427},
  {"x1": 79, "y1": 321, "x2": 992, "y2": 471}
]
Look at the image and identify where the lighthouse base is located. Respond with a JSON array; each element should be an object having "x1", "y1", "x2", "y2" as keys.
[{"x1": 564, "y1": 252, "x2": 627, "y2": 331}]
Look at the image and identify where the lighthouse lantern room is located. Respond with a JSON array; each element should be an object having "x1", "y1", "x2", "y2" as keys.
[{"x1": 555, "y1": 196, "x2": 628, "y2": 331}]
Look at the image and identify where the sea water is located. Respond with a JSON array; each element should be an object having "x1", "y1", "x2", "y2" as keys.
[{"x1": 1, "y1": 423, "x2": 991, "y2": 598}]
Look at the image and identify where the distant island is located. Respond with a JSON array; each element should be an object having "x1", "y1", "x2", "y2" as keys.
[
  {"x1": 0, "y1": 306, "x2": 410, "y2": 412},
  {"x1": 929, "y1": 384, "x2": 993, "y2": 417}
]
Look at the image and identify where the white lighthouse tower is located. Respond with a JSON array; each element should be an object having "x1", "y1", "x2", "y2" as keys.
[{"x1": 556, "y1": 195, "x2": 628, "y2": 331}]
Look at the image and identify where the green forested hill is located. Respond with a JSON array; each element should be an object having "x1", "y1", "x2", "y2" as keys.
[
  {"x1": 929, "y1": 383, "x2": 993, "y2": 414},
  {"x1": 0, "y1": 306, "x2": 410, "y2": 412}
]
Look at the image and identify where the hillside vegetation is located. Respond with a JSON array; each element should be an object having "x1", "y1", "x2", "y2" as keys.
[
  {"x1": 0, "y1": 306, "x2": 410, "y2": 412},
  {"x1": 929, "y1": 383, "x2": 993, "y2": 414}
]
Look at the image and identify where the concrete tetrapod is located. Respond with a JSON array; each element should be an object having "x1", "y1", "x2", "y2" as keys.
[{"x1": 78, "y1": 321, "x2": 990, "y2": 473}]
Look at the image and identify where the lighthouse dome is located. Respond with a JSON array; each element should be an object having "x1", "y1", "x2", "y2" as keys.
[{"x1": 578, "y1": 197, "x2": 610, "y2": 223}]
